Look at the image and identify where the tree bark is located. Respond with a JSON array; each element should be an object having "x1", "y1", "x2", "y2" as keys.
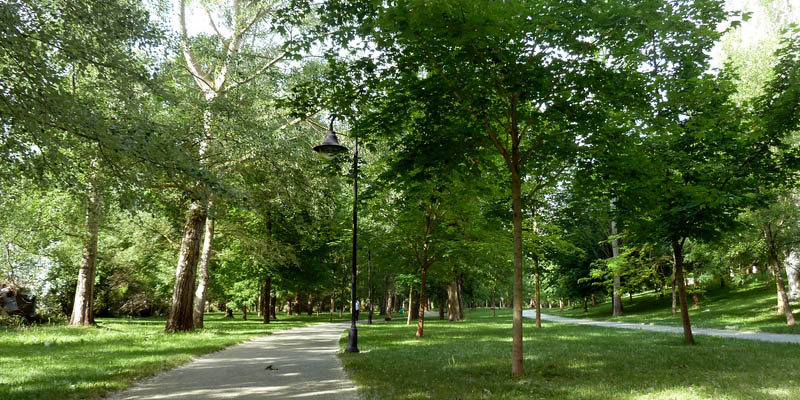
[
  {"x1": 193, "y1": 216, "x2": 215, "y2": 328},
  {"x1": 165, "y1": 201, "x2": 206, "y2": 332},
  {"x1": 307, "y1": 293, "x2": 313, "y2": 316},
  {"x1": 69, "y1": 181, "x2": 102, "y2": 327},
  {"x1": 764, "y1": 223, "x2": 796, "y2": 326},
  {"x1": 672, "y1": 239, "x2": 695, "y2": 344},
  {"x1": 224, "y1": 307, "x2": 233, "y2": 318}
]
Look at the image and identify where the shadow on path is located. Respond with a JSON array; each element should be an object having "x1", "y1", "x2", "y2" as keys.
[{"x1": 107, "y1": 323, "x2": 358, "y2": 400}]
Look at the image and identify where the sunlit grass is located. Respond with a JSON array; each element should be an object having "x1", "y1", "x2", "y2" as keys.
[
  {"x1": 0, "y1": 312, "x2": 351, "y2": 400},
  {"x1": 340, "y1": 309, "x2": 800, "y2": 399},
  {"x1": 549, "y1": 279, "x2": 800, "y2": 334}
]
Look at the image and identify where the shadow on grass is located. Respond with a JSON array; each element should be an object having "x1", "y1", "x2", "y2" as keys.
[
  {"x1": 0, "y1": 312, "x2": 344, "y2": 400},
  {"x1": 342, "y1": 309, "x2": 800, "y2": 400}
]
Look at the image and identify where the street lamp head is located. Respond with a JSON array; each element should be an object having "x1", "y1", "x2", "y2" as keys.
[{"x1": 314, "y1": 118, "x2": 348, "y2": 160}]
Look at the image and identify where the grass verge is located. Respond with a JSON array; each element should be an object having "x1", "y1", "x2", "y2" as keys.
[
  {"x1": 1, "y1": 312, "x2": 350, "y2": 400},
  {"x1": 548, "y1": 280, "x2": 800, "y2": 334},
  {"x1": 340, "y1": 309, "x2": 800, "y2": 400}
]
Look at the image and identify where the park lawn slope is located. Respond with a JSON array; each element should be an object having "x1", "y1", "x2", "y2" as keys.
[
  {"x1": 0, "y1": 312, "x2": 349, "y2": 400},
  {"x1": 340, "y1": 309, "x2": 800, "y2": 400},
  {"x1": 548, "y1": 280, "x2": 800, "y2": 334}
]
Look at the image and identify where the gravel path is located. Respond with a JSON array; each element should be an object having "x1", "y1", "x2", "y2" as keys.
[
  {"x1": 522, "y1": 310, "x2": 800, "y2": 344},
  {"x1": 107, "y1": 322, "x2": 359, "y2": 400}
]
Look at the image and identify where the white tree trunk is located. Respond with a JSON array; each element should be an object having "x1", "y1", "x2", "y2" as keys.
[
  {"x1": 785, "y1": 251, "x2": 800, "y2": 301},
  {"x1": 193, "y1": 216, "x2": 215, "y2": 328}
]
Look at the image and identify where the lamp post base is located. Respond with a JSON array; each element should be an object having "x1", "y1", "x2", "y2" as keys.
[{"x1": 344, "y1": 326, "x2": 359, "y2": 353}]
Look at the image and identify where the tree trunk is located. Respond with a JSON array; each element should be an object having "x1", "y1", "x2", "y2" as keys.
[
  {"x1": 510, "y1": 165, "x2": 524, "y2": 378},
  {"x1": 534, "y1": 256, "x2": 541, "y2": 328},
  {"x1": 610, "y1": 220, "x2": 623, "y2": 317},
  {"x1": 786, "y1": 252, "x2": 800, "y2": 301},
  {"x1": 263, "y1": 276, "x2": 271, "y2": 324},
  {"x1": 416, "y1": 266, "x2": 428, "y2": 337},
  {"x1": 385, "y1": 290, "x2": 393, "y2": 317},
  {"x1": 407, "y1": 286, "x2": 414, "y2": 325},
  {"x1": 271, "y1": 296, "x2": 277, "y2": 320},
  {"x1": 764, "y1": 223, "x2": 796, "y2": 326},
  {"x1": 193, "y1": 216, "x2": 215, "y2": 329},
  {"x1": 241, "y1": 307, "x2": 247, "y2": 320},
  {"x1": 166, "y1": 201, "x2": 206, "y2": 332},
  {"x1": 307, "y1": 293, "x2": 313, "y2": 316},
  {"x1": 672, "y1": 239, "x2": 695, "y2": 344},
  {"x1": 224, "y1": 307, "x2": 233, "y2": 318},
  {"x1": 671, "y1": 262, "x2": 677, "y2": 316},
  {"x1": 491, "y1": 286, "x2": 497, "y2": 317},
  {"x1": 69, "y1": 181, "x2": 102, "y2": 327}
]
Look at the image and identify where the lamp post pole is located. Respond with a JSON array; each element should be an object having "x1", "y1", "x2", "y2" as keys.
[
  {"x1": 313, "y1": 117, "x2": 359, "y2": 353},
  {"x1": 345, "y1": 138, "x2": 359, "y2": 353}
]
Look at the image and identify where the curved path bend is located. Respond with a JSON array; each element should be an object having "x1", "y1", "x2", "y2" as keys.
[
  {"x1": 108, "y1": 322, "x2": 358, "y2": 400},
  {"x1": 523, "y1": 310, "x2": 800, "y2": 344}
]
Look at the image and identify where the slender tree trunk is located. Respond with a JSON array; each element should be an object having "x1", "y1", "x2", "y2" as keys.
[
  {"x1": 166, "y1": 201, "x2": 206, "y2": 332},
  {"x1": 610, "y1": 220, "x2": 623, "y2": 317},
  {"x1": 368, "y1": 250, "x2": 374, "y2": 324},
  {"x1": 307, "y1": 293, "x2": 313, "y2": 316},
  {"x1": 385, "y1": 290, "x2": 393, "y2": 318},
  {"x1": 764, "y1": 223, "x2": 796, "y2": 326},
  {"x1": 534, "y1": 256, "x2": 541, "y2": 328},
  {"x1": 671, "y1": 262, "x2": 677, "y2": 316},
  {"x1": 491, "y1": 286, "x2": 497, "y2": 317},
  {"x1": 193, "y1": 216, "x2": 215, "y2": 329},
  {"x1": 271, "y1": 296, "x2": 277, "y2": 320},
  {"x1": 263, "y1": 276, "x2": 271, "y2": 324},
  {"x1": 510, "y1": 164, "x2": 524, "y2": 378},
  {"x1": 69, "y1": 181, "x2": 102, "y2": 327},
  {"x1": 456, "y1": 275, "x2": 465, "y2": 320},
  {"x1": 445, "y1": 283, "x2": 458, "y2": 321},
  {"x1": 672, "y1": 239, "x2": 695, "y2": 344},
  {"x1": 416, "y1": 266, "x2": 428, "y2": 337},
  {"x1": 241, "y1": 307, "x2": 247, "y2": 320},
  {"x1": 407, "y1": 286, "x2": 414, "y2": 325}
]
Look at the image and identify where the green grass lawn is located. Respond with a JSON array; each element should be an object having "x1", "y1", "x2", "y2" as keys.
[
  {"x1": 547, "y1": 279, "x2": 800, "y2": 334},
  {"x1": 340, "y1": 309, "x2": 800, "y2": 400},
  {"x1": 0, "y1": 312, "x2": 350, "y2": 400}
]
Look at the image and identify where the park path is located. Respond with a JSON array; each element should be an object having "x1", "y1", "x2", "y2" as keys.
[
  {"x1": 522, "y1": 310, "x2": 800, "y2": 344},
  {"x1": 107, "y1": 322, "x2": 359, "y2": 400}
]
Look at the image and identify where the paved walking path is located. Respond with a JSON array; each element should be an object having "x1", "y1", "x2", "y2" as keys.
[
  {"x1": 108, "y1": 322, "x2": 359, "y2": 400},
  {"x1": 522, "y1": 310, "x2": 800, "y2": 344}
]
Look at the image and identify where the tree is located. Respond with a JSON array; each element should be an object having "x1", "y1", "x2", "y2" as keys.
[{"x1": 166, "y1": 0, "x2": 309, "y2": 331}]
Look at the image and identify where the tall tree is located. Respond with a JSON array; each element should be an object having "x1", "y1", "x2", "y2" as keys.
[{"x1": 319, "y1": 0, "x2": 732, "y2": 376}]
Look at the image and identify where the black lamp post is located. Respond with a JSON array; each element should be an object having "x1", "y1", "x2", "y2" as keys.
[{"x1": 314, "y1": 116, "x2": 359, "y2": 353}]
